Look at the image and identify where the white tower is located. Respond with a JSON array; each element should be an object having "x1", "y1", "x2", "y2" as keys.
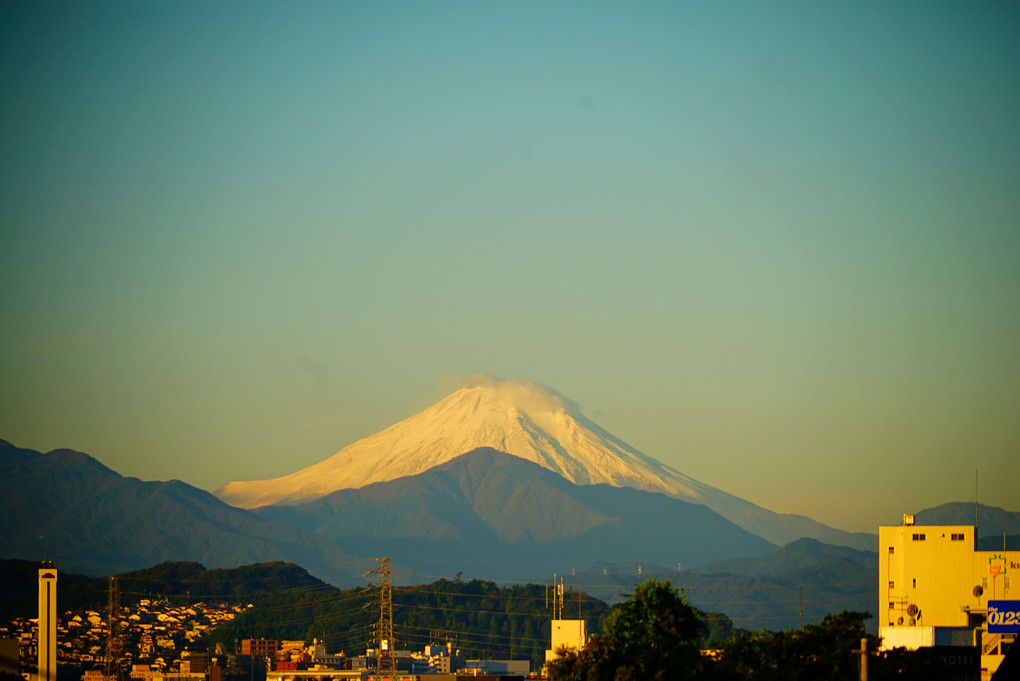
[{"x1": 38, "y1": 562, "x2": 57, "y2": 681}]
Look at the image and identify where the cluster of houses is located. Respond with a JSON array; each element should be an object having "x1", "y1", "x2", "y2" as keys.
[
  {"x1": 3, "y1": 594, "x2": 572, "y2": 681},
  {"x1": 1, "y1": 599, "x2": 249, "y2": 677}
]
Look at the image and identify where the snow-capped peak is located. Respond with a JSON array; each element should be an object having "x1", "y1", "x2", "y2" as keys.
[
  {"x1": 213, "y1": 376, "x2": 844, "y2": 546},
  {"x1": 215, "y1": 377, "x2": 706, "y2": 508}
]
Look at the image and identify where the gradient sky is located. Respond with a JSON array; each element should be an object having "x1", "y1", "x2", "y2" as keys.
[{"x1": 2, "y1": 1, "x2": 1017, "y2": 534}]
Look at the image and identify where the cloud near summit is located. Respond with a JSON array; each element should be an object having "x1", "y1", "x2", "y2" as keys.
[{"x1": 436, "y1": 373, "x2": 584, "y2": 415}]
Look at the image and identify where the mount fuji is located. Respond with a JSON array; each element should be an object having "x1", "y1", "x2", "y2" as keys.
[{"x1": 215, "y1": 378, "x2": 868, "y2": 548}]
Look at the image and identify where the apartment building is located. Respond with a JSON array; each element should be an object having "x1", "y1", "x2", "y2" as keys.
[{"x1": 879, "y1": 514, "x2": 1018, "y2": 679}]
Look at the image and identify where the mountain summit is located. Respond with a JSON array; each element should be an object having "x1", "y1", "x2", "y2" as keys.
[
  {"x1": 216, "y1": 379, "x2": 709, "y2": 506},
  {"x1": 215, "y1": 377, "x2": 861, "y2": 547}
]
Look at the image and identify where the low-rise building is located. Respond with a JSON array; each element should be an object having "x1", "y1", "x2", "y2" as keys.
[
  {"x1": 241, "y1": 639, "x2": 278, "y2": 658},
  {"x1": 879, "y1": 514, "x2": 1018, "y2": 679},
  {"x1": 544, "y1": 619, "x2": 586, "y2": 665}
]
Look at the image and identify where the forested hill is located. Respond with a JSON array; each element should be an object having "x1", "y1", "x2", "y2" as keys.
[
  {"x1": 202, "y1": 577, "x2": 611, "y2": 669},
  {"x1": 106, "y1": 560, "x2": 331, "y2": 602},
  {"x1": 0, "y1": 559, "x2": 336, "y2": 620},
  {"x1": 1, "y1": 558, "x2": 611, "y2": 669}
]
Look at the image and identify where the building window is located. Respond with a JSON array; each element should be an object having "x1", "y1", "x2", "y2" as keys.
[
  {"x1": 888, "y1": 546, "x2": 895, "y2": 554},
  {"x1": 889, "y1": 581, "x2": 895, "y2": 589},
  {"x1": 951, "y1": 533, "x2": 965, "y2": 541},
  {"x1": 889, "y1": 602, "x2": 895, "y2": 610},
  {"x1": 912, "y1": 533, "x2": 926, "y2": 541},
  {"x1": 912, "y1": 578, "x2": 916, "y2": 588}
]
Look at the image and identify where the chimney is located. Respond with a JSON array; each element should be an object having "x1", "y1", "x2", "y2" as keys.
[{"x1": 38, "y1": 561, "x2": 57, "y2": 681}]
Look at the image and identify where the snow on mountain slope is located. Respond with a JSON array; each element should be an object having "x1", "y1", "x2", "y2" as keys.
[{"x1": 214, "y1": 377, "x2": 852, "y2": 546}]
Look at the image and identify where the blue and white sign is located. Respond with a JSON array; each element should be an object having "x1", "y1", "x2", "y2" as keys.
[{"x1": 987, "y1": 600, "x2": 1020, "y2": 634}]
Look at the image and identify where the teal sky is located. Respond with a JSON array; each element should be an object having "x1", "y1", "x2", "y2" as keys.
[{"x1": 2, "y1": 1, "x2": 1017, "y2": 534}]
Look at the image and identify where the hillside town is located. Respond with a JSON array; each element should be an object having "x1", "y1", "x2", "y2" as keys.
[
  {"x1": 1, "y1": 586, "x2": 545, "y2": 681},
  {"x1": 2, "y1": 597, "x2": 250, "y2": 679},
  {"x1": 5, "y1": 517, "x2": 1019, "y2": 681}
]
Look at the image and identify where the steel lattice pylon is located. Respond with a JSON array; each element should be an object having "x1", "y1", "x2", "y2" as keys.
[
  {"x1": 368, "y1": 558, "x2": 395, "y2": 679},
  {"x1": 104, "y1": 576, "x2": 123, "y2": 680}
]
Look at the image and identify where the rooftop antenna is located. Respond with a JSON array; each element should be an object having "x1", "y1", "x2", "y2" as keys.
[
  {"x1": 549, "y1": 575, "x2": 564, "y2": 620},
  {"x1": 975, "y1": 469, "x2": 979, "y2": 539}
]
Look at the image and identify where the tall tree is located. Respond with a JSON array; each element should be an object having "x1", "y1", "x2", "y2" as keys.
[{"x1": 548, "y1": 579, "x2": 705, "y2": 681}]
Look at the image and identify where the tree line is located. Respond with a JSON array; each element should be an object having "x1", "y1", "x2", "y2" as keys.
[{"x1": 547, "y1": 579, "x2": 969, "y2": 681}]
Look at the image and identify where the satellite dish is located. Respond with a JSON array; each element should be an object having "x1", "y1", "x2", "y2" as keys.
[
  {"x1": 897, "y1": 617, "x2": 904, "y2": 625},
  {"x1": 908, "y1": 617, "x2": 916, "y2": 626},
  {"x1": 973, "y1": 585, "x2": 984, "y2": 597},
  {"x1": 907, "y1": 603, "x2": 919, "y2": 617}
]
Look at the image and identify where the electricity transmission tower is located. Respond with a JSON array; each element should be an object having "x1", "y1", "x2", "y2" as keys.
[
  {"x1": 368, "y1": 558, "x2": 395, "y2": 679},
  {"x1": 104, "y1": 576, "x2": 123, "y2": 680}
]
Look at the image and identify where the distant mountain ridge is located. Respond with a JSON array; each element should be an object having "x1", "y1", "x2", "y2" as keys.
[
  {"x1": 0, "y1": 440, "x2": 371, "y2": 583},
  {"x1": 913, "y1": 502, "x2": 1020, "y2": 550},
  {"x1": 573, "y1": 537, "x2": 878, "y2": 631},
  {"x1": 687, "y1": 537, "x2": 878, "y2": 576},
  {"x1": 256, "y1": 447, "x2": 779, "y2": 580},
  {"x1": 915, "y1": 502, "x2": 1020, "y2": 536},
  {"x1": 7, "y1": 435, "x2": 1019, "y2": 633},
  {"x1": 217, "y1": 378, "x2": 866, "y2": 548}
]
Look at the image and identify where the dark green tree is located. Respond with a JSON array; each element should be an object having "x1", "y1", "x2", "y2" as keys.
[
  {"x1": 708, "y1": 610, "x2": 880, "y2": 681},
  {"x1": 548, "y1": 579, "x2": 705, "y2": 681}
]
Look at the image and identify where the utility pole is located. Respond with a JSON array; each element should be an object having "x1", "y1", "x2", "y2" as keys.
[
  {"x1": 858, "y1": 637, "x2": 868, "y2": 681},
  {"x1": 368, "y1": 558, "x2": 395, "y2": 680}
]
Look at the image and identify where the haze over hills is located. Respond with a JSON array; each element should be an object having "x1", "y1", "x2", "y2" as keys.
[
  {"x1": 6, "y1": 434, "x2": 1019, "y2": 630},
  {"x1": 0, "y1": 438, "x2": 778, "y2": 587},
  {"x1": 216, "y1": 378, "x2": 869, "y2": 548},
  {"x1": 571, "y1": 537, "x2": 879, "y2": 631},
  {"x1": 915, "y1": 502, "x2": 1020, "y2": 536},
  {"x1": 255, "y1": 447, "x2": 778, "y2": 581},
  {"x1": 915, "y1": 502, "x2": 1020, "y2": 550},
  {"x1": 0, "y1": 440, "x2": 372, "y2": 583}
]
